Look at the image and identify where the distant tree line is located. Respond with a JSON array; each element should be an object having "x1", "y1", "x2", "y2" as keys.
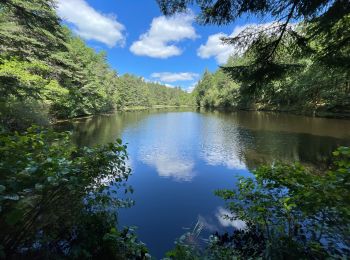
[{"x1": 117, "y1": 74, "x2": 193, "y2": 109}]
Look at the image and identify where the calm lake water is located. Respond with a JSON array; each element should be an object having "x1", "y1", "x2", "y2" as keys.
[{"x1": 58, "y1": 109, "x2": 350, "y2": 258}]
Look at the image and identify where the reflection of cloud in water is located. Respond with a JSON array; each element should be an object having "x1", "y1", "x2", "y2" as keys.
[
  {"x1": 197, "y1": 215, "x2": 219, "y2": 232},
  {"x1": 135, "y1": 113, "x2": 197, "y2": 181},
  {"x1": 216, "y1": 207, "x2": 246, "y2": 230},
  {"x1": 200, "y1": 117, "x2": 246, "y2": 170},
  {"x1": 202, "y1": 147, "x2": 246, "y2": 170},
  {"x1": 194, "y1": 206, "x2": 246, "y2": 235},
  {"x1": 141, "y1": 152, "x2": 195, "y2": 181}
]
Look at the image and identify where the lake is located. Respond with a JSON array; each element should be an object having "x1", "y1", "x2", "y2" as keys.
[{"x1": 58, "y1": 109, "x2": 350, "y2": 258}]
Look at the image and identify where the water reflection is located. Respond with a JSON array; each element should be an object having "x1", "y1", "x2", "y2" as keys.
[
  {"x1": 199, "y1": 115, "x2": 246, "y2": 169},
  {"x1": 133, "y1": 112, "x2": 197, "y2": 181},
  {"x1": 56, "y1": 109, "x2": 350, "y2": 257},
  {"x1": 140, "y1": 152, "x2": 195, "y2": 181},
  {"x1": 198, "y1": 110, "x2": 350, "y2": 170},
  {"x1": 58, "y1": 109, "x2": 350, "y2": 171},
  {"x1": 215, "y1": 207, "x2": 247, "y2": 230}
]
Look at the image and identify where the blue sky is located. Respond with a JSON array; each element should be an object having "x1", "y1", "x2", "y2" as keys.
[{"x1": 57, "y1": 0, "x2": 267, "y2": 91}]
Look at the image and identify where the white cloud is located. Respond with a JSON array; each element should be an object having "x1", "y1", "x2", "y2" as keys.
[
  {"x1": 151, "y1": 72, "x2": 199, "y2": 82},
  {"x1": 164, "y1": 83, "x2": 176, "y2": 88},
  {"x1": 57, "y1": 0, "x2": 125, "y2": 47},
  {"x1": 216, "y1": 207, "x2": 247, "y2": 230},
  {"x1": 197, "y1": 23, "x2": 275, "y2": 64},
  {"x1": 197, "y1": 32, "x2": 236, "y2": 64},
  {"x1": 143, "y1": 154, "x2": 195, "y2": 181},
  {"x1": 130, "y1": 12, "x2": 198, "y2": 58}
]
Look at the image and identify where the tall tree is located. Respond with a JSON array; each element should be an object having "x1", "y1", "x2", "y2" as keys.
[
  {"x1": 0, "y1": 0, "x2": 66, "y2": 59},
  {"x1": 157, "y1": 0, "x2": 350, "y2": 90}
]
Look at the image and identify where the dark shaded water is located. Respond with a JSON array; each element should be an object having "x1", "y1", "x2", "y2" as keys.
[{"x1": 58, "y1": 109, "x2": 350, "y2": 258}]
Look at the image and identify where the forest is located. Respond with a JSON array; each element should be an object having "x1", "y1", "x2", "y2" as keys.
[
  {"x1": 0, "y1": 1, "x2": 192, "y2": 131},
  {"x1": 0, "y1": 0, "x2": 349, "y2": 259},
  {"x1": 193, "y1": 53, "x2": 350, "y2": 117},
  {"x1": 190, "y1": 2, "x2": 350, "y2": 117}
]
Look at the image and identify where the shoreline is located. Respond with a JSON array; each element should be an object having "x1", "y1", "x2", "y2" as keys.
[
  {"x1": 53, "y1": 105, "x2": 195, "y2": 123},
  {"x1": 203, "y1": 106, "x2": 350, "y2": 120},
  {"x1": 53, "y1": 104, "x2": 350, "y2": 124}
]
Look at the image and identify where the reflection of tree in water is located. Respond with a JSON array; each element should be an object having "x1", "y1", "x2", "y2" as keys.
[
  {"x1": 72, "y1": 113, "x2": 145, "y2": 147},
  {"x1": 203, "y1": 109, "x2": 350, "y2": 139},
  {"x1": 56, "y1": 108, "x2": 193, "y2": 147},
  {"x1": 200, "y1": 109, "x2": 350, "y2": 171},
  {"x1": 58, "y1": 109, "x2": 350, "y2": 170},
  {"x1": 244, "y1": 131, "x2": 349, "y2": 169},
  {"x1": 242, "y1": 129, "x2": 350, "y2": 171},
  {"x1": 55, "y1": 111, "x2": 153, "y2": 146}
]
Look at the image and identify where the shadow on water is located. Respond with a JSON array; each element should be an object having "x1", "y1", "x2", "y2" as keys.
[{"x1": 56, "y1": 109, "x2": 350, "y2": 257}]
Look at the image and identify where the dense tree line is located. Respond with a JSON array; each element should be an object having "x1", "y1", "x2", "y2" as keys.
[
  {"x1": 193, "y1": 67, "x2": 240, "y2": 108},
  {"x1": 160, "y1": 0, "x2": 350, "y2": 117},
  {"x1": 117, "y1": 74, "x2": 193, "y2": 108},
  {"x1": 194, "y1": 46, "x2": 350, "y2": 116}
]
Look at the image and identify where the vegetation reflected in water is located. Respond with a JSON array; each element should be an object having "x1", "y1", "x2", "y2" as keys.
[{"x1": 58, "y1": 109, "x2": 350, "y2": 257}]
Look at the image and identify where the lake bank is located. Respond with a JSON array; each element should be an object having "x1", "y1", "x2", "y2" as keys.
[
  {"x1": 202, "y1": 105, "x2": 350, "y2": 119},
  {"x1": 53, "y1": 105, "x2": 195, "y2": 123}
]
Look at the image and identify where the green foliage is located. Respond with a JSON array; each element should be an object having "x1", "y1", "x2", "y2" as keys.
[
  {"x1": 117, "y1": 74, "x2": 194, "y2": 108},
  {"x1": 49, "y1": 33, "x2": 120, "y2": 118},
  {"x1": 193, "y1": 68, "x2": 240, "y2": 108},
  {"x1": 0, "y1": 58, "x2": 68, "y2": 100},
  {"x1": 0, "y1": 0, "x2": 65, "y2": 59},
  {"x1": 215, "y1": 146, "x2": 350, "y2": 258},
  {"x1": 166, "y1": 147, "x2": 350, "y2": 259},
  {"x1": 165, "y1": 244, "x2": 201, "y2": 260},
  {"x1": 0, "y1": 99, "x2": 50, "y2": 131},
  {"x1": 157, "y1": 0, "x2": 339, "y2": 25},
  {"x1": 159, "y1": 0, "x2": 350, "y2": 104},
  {"x1": 0, "y1": 0, "x2": 193, "y2": 129},
  {"x1": 0, "y1": 126, "x2": 148, "y2": 259},
  {"x1": 206, "y1": 229, "x2": 265, "y2": 259},
  {"x1": 193, "y1": 35, "x2": 350, "y2": 116}
]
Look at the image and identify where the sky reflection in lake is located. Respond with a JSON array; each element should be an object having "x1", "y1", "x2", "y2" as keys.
[{"x1": 58, "y1": 109, "x2": 350, "y2": 257}]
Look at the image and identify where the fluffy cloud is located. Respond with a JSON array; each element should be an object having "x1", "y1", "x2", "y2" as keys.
[
  {"x1": 216, "y1": 207, "x2": 247, "y2": 230},
  {"x1": 130, "y1": 12, "x2": 198, "y2": 58},
  {"x1": 151, "y1": 72, "x2": 199, "y2": 82},
  {"x1": 197, "y1": 23, "x2": 273, "y2": 64},
  {"x1": 197, "y1": 32, "x2": 236, "y2": 64},
  {"x1": 57, "y1": 0, "x2": 125, "y2": 47}
]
